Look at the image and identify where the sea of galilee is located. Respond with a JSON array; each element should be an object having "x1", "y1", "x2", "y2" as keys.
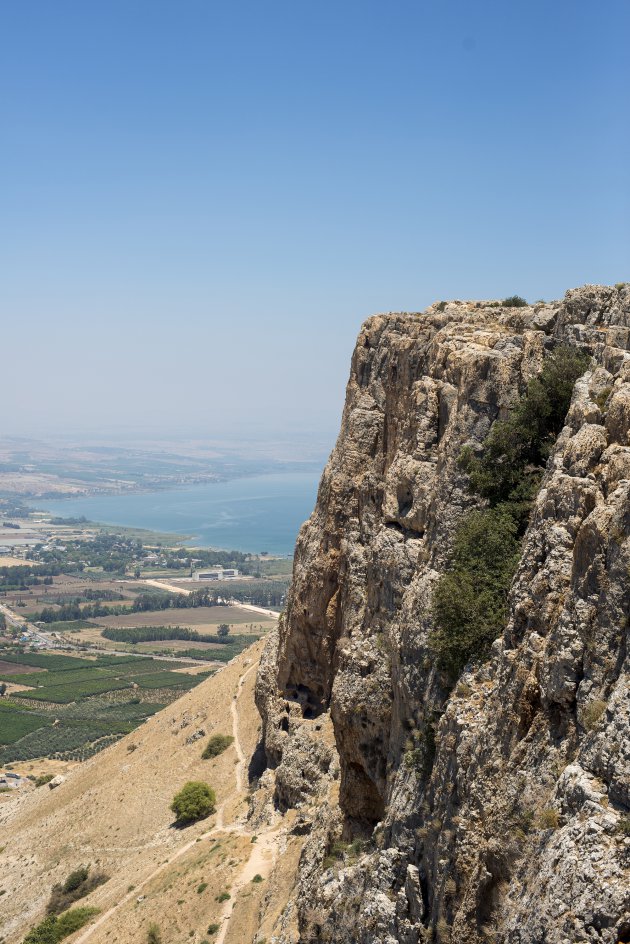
[{"x1": 36, "y1": 470, "x2": 321, "y2": 554}]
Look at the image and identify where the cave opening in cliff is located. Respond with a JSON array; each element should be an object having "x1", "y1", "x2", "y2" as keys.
[{"x1": 285, "y1": 681, "x2": 324, "y2": 719}]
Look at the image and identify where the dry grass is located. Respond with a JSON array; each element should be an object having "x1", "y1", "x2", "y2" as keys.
[{"x1": 0, "y1": 556, "x2": 30, "y2": 567}]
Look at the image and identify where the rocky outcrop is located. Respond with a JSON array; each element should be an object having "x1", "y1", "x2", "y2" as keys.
[{"x1": 255, "y1": 285, "x2": 630, "y2": 944}]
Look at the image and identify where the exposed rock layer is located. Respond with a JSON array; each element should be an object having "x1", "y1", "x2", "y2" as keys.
[{"x1": 256, "y1": 286, "x2": 630, "y2": 944}]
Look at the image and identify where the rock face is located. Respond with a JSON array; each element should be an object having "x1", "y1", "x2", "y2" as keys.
[{"x1": 255, "y1": 285, "x2": 630, "y2": 944}]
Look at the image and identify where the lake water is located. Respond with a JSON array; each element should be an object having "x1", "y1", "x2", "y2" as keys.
[{"x1": 38, "y1": 470, "x2": 322, "y2": 554}]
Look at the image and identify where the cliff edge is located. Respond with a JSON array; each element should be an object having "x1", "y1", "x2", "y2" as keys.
[{"x1": 255, "y1": 285, "x2": 630, "y2": 943}]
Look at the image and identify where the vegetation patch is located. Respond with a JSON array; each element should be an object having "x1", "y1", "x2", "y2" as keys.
[
  {"x1": 23, "y1": 906, "x2": 100, "y2": 944},
  {"x1": 170, "y1": 781, "x2": 216, "y2": 825},
  {"x1": 458, "y1": 345, "x2": 590, "y2": 530},
  {"x1": 0, "y1": 704, "x2": 52, "y2": 744},
  {"x1": 501, "y1": 295, "x2": 529, "y2": 307},
  {"x1": 147, "y1": 924, "x2": 162, "y2": 944},
  {"x1": 0, "y1": 690, "x2": 164, "y2": 766},
  {"x1": 582, "y1": 698, "x2": 607, "y2": 731},
  {"x1": 430, "y1": 510, "x2": 520, "y2": 678},
  {"x1": 102, "y1": 625, "x2": 258, "y2": 646},
  {"x1": 537, "y1": 808, "x2": 560, "y2": 830},
  {"x1": 47, "y1": 865, "x2": 108, "y2": 915},
  {"x1": 202, "y1": 734, "x2": 234, "y2": 759},
  {"x1": 430, "y1": 345, "x2": 590, "y2": 679}
]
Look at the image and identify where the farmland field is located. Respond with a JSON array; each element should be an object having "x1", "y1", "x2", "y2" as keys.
[
  {"x1": 0, "y1": 704, "x2": 51, "y2": 744},
  {"x1": 0, "y1": 659, "x2": 45, "y2": 676},
  {"x1": 94, "y1": 604, "x2": 273, "y2": 628},
  {"x1": 0, "y1": 648, "x2": 213, "y2": 764}
]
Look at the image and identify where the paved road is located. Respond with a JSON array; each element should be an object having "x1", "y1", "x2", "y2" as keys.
[{"x1": 0, "y1": 601, "x2": 57, "y2": 648}]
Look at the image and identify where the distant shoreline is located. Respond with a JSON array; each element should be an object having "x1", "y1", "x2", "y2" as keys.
[{"x1": 27, "y1": 470, "x2": 320, "y2": 557}]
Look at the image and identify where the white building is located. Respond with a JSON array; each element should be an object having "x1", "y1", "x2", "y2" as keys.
[{"x1": 193, "y1": 567, "x2": 239, "y2": 581}]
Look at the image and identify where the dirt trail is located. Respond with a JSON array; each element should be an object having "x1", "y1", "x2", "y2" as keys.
[
  {"x1": 74, "y1": 662, "x2": 265, "y2": 944},
  {"x1": 232, "y1": 601, "x2": 281, "y2": 619},
  {"x1": 214, "y1": 823, "x2": 282, "y2": 944},
  {"x1": 142, "y1": 578, "x2": 191, "y2": 595},
  {"x1": 213, "y1": 663, "x2": 279, "y2": 944}
]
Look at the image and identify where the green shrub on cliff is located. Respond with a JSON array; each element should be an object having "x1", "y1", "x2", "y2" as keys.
[
  {"x1": 431, "y1": 344, "x2": 589, "y2": 679},
  {"x1": 501, "y1": 295, "x2": 528, "y2": 307},
  {"x1": 430, "y1": 510, "x2": 520, "y2": 678},
  {"x1": 459, "y1": 344, "x2": 590, "y2": 528}
]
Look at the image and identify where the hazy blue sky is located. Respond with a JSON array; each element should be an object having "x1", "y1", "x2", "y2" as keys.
[{"x1": 2, "y1": 1, "x2": 629, "y2": 444}]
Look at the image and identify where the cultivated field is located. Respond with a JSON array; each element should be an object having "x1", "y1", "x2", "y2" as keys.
[
  {"x1": 0, "y1": 555, "x2": 30, "y2": 567},
  {"x1": 94, "y1": 605, "x2": 273, "y2": 629},
  {"x1": 0, "y1": 650, "x2": 214, "y2": 765},
  {"x1": 0, "y1": 659, "x2": 45, "y2": 676}
]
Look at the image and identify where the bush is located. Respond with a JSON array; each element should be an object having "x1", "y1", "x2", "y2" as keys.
[
  {"x1": 197, "y1": 882, "x2": 208, "y2": 894},
  {"x1": 537, "y1": 808, "x2": 560, "y2": 830},
  {"x1": 23, "y1": 907, "x2": 100, "y2": 944},
  {"x1": 429, "y1": 510, "x2": 520, "y2": 677},
  {"x1": 582, "y1": 698, "x2": 606, "y2": 731},
  {"x1": 459, "y1": 345, "x2": 590, "y2": 528},
  {"x1": 62, "y1": 867, "x2": 89, "y2": 894},
  {"x1": 251, "y1": 873, "x2": 263, "y2": 883},
  {"x1": 202, "y1": 734, "x2": 234, "y2": 759},
  {"x1": 147, "y1": 924, "x2": 162, "y2": 944},
  {"x1": 47, "y1": 866, "x2": 108, "y2": 915},
  {"x1": 502, "y1": 295, "x2": 528, "y2": 307},
  {"x1": 170, "y1": 781, "x2": 216, "y2": 825},
  {"x1": 216, "y1": 892, "x2": 231, "y2": 902},
  {"x1": 35, "y1": 774, "x2": 54, "y2": 788},
  {"x1": 207, "y1": 925, "x2": 220, "y2": 936}
]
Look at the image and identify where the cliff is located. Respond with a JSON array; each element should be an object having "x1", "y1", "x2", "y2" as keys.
[{"x1": 255, "y1": 285, "x2": 630, "y2": 943}]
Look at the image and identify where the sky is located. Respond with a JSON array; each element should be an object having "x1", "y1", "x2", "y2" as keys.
[{"x1": 1, "y1": 0, "x2": 629, "y2": 446}]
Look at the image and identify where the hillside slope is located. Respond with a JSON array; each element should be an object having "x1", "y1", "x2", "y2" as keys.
[
  {"x1": 0, "y1": 640, "x2": 310, "y2": 944},
  {"x1": 257, "y1": 285, "x2": 630, "y2": 943}
]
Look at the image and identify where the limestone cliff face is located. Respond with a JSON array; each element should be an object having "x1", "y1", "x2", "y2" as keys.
[{"x1": 255, "y1": 286, "x2": 630, "y2": 944}]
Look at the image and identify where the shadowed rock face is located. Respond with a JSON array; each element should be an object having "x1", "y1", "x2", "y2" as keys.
[{"x1": 255, "y1": 285, "x2": 630, "y2": 944}]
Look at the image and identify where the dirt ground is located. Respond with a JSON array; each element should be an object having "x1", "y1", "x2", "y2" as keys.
[{"x1": 0, "y1": 660, "x2": 45, "y2": 675}]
